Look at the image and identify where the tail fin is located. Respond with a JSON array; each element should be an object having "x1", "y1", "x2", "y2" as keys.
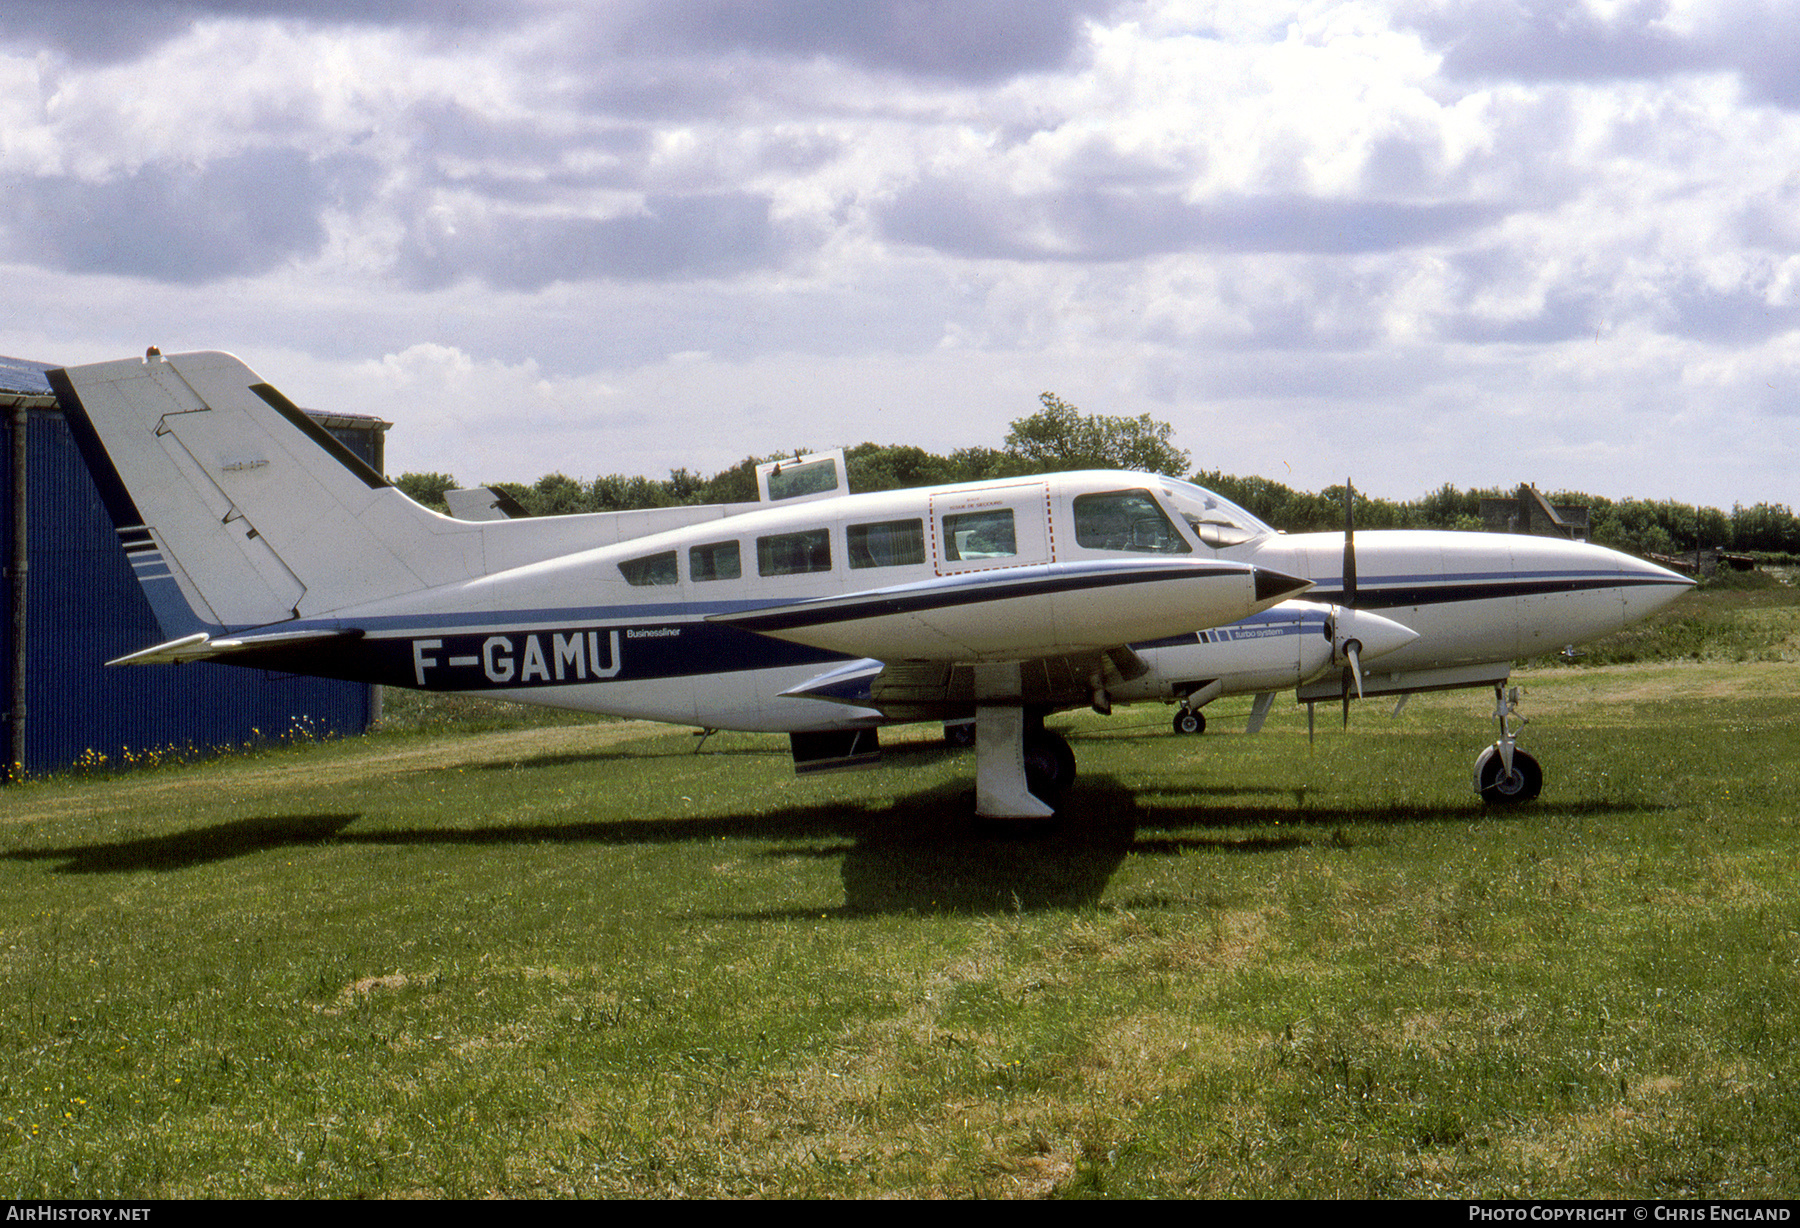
[{"x1": 52, "y1": 350, "x2": 481, "y2": 634}]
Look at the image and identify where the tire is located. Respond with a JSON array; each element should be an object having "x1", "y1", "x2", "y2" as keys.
[
  {"x1": 1172, "y1": 709, "x2": 1206, "y2": 735},
  {"x1": 1476, "y1": 747, "x2": 1542, "y2": 805},
  {"x1": 1022, "y1": 728, "x2": 1076, "y2": 808}
]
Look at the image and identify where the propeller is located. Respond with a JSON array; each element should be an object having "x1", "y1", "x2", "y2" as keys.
[
  {"x1": 1338, "y1": 478, "x2": 1359, "y2": 728},
  {"x1": 1327, "y1": 613, "x2": 1365, "y2": 730},
  {"x1": 1311, "y1": 479, "x2": 1368, "y2": 744}
]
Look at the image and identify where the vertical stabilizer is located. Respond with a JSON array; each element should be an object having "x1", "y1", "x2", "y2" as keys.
[{"x1": 52, "y1": 351, "x2": 482, "y2": 634}]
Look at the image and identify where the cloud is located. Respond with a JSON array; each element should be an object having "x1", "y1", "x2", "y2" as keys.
[
  {"x1": 1399, "y1": 0, "x2": 1800, "y2": 108},
  {"x1": 604, "y1": 0, "x2": 1121, "y2": 82},
  {"x1": 396, "y1": 192, "x2": 790, "y2": 290},
  {"x1": 0, "y1": 147, "x2": 379, "y2": 282},
  {"x1": 881, "y1": 182, "x2": 1507, "y2": 261},
  {"x1": 1403, "y1": 0, "x2": 1696, "y2": 82},
  {"x1": 0, "y1": 0, "x2": 517, "y2": 63},
  {"x1": 1661, "y1": 282, "x2": 1800, "y2": 344}
]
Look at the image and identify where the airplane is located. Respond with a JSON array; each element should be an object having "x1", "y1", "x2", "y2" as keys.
[{"x1": 48, "y1": 349, "x2": 1693, "y2": 820}]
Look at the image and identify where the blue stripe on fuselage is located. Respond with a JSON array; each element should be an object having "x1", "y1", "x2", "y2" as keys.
[
  {"x1": 1308, "y1": 569, "x2": 1675, "y2": 609},
  {"x1": 212, "y1": 615, "x2": 850, "y2": 691},
  {"x1": 1131, "y1": 605, "x2": 1330, "y2": 650}
]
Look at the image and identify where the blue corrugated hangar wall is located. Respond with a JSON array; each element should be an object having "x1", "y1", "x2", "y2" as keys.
[{"x1": 3, "y1": 355, "x2": 378, "y2": 779}]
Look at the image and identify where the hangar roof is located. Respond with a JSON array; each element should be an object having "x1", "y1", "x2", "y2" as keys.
[{"x1": 0, "y1": 354, "x2": 56, "y2": 402}]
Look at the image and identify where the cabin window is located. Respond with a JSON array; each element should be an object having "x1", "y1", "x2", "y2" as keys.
[
  {"x1": 757, "y1": 528, "x2": 832, "y2": 576},
  {"x1": 847, "y1": 518, "x2": 925, "y2": 569},
  {"x1": 1073, "y1": 490, "x2": 1192, "y2": 554},
  {"x1": 619, "y1": 550, "x2": 679, "y2": 586},
  {"x1": 689, "y1": 540, "x2": 742, "y2": 582},
  {"x1": 942, "y1": 509, "x2": 1017, "y2": 562}
]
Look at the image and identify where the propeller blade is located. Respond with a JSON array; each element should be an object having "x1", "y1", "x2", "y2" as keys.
[
  {"x1": 1338, "y1": 637, "x2": 1363, "y2": 730},
  {"x1": 1342, "y1": 478, "x2": 1357, "y2": 607}
]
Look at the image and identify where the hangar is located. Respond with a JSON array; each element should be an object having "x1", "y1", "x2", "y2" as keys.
[{"x1": 3, "y1": 354, "x2": 384, "y2": 780}]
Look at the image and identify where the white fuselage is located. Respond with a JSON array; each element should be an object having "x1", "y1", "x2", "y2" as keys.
[
  {"x1": 324, "y1": 472, "x2": 1307, "y2": 731},
  {"x1": 350, "y1": 479, "x2": 1690, "y2": 729}
]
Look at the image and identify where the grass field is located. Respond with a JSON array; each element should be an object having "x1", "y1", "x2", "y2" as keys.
[{"x1": 3, "y1": 652, "x2": 1798, "y2": 1198}]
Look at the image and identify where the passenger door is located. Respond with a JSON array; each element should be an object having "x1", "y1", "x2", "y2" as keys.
[{"x1": 929, "y1": 481, "x2": 1055, "y2": 577}]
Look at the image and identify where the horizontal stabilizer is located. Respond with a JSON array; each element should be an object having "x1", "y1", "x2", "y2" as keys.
[
  {"x1": 107, "y1": 626, "x2": 360, "y2": 668},
  {"x1": 443, "y1": 486, "x2": 529, "y2": 521}
]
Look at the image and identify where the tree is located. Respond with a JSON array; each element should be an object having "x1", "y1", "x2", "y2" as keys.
[
  {"x1": 590, "y1": 473, "x2": 678, "y2": 511},
  {"x1": 1003, "y1": 393, "x2": 1190, "y2": 476},
  {"x1": 1732, "y1": 502, "x2": 1800, "y2": 554},
  {"x1": 526, "y1": 472, "x2": 590, "y2": 516},
  {"x1": 395, "y1": 471, "x2": 458, "y2": 513},
  {"x1": 946, "y1": 444, "x2": 1028, "y2": 484},
  {"x1": 845, "y1": 443, "x2": 955, "y2": 493}
]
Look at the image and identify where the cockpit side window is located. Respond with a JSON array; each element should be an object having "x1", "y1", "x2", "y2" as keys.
[
  {"x1": 619, "y1": 550, "x2": 679, "y2": 586},
  {"x1": 1159, "y1": 480, "x2": 1274, "y2": 548},
  {"x1": 1073, "y1": 490, "x2": 1192, "y2": 554}
]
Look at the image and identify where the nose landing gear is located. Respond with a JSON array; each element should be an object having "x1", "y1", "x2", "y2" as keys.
[
  {"x1": 1172, "y1": 707, "x2": 1206, "y2": 735},
  {"x1": 1472, "y1": 683, "x2": 1542, "y2": 804}
]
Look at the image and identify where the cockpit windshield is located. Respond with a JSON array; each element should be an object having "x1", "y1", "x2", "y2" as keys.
[{"x1": 1157, "y1": 479, "x2": 1276, "y2": 548}]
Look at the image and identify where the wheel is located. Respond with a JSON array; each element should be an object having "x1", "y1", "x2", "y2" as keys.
[
  {"x1": 1022, "y1": 728, "x2": 1076, "y2": 808},
  {"x1": 1172, "y1": 708, "x2": 1206, "y2": 735},
  {"x1": 943, "y1": 720, "x2": 975, "y2": 748},
  {"x1": 1475, "y1": 747, "x2": 1542, "y2": 805}
]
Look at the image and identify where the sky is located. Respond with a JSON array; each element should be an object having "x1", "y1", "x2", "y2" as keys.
[{"x1": 1, "y1": 0, "x2": 1796, "y2": 511}]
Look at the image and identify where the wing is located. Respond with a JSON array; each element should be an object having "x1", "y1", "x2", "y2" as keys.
[{"x1": 708, "y1": 558, "x2": 1310, "y2": 661}]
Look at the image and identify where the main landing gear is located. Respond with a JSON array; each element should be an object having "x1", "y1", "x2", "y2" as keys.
[
  {"x1": 1472, "y1": 683, "x2": 1542, "y2": 805},
  {"x1": 1022, "y1": 721, "x2": 1076, "y2": 806},
  {"x1": 959, "y1": 660, "x2": 1079, "y2": 823},
  {"x1": 972, "y1": 705, "x2": 1076, "y2": 820}
]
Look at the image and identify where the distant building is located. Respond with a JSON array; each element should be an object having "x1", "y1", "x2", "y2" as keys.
[
  {"x1": 1480, "y1": 485, "x2": 1589, "y2": 540},
  {"x1": 3, "y1": 355, "x2": 386, "y2": 779}
]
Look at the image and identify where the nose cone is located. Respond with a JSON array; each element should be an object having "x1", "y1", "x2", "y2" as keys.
[
  {"x1": 1337, "y1": 606, "x2": 1420, "y2": 662},
  {"x1": 1254, "y1": 567, "x2": 1313, "y2": 604},
  {"x1": 1617, "y1": 555, "x2": 1696, "y2": 625}
]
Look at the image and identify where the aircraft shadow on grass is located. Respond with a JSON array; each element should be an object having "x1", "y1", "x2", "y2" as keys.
[
  {"x1": 4, "y1": 813, "x2": 361, "y2": 874},
  {"x1": 7, "y1": 776, "x2": 1669, "y2": 914},
  {"x1": 5, "y1": 783, "x2": 1135, "y2": 910},
  {"x1": 462, "y1": 737, "x2": 963, "y2": 774}
]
